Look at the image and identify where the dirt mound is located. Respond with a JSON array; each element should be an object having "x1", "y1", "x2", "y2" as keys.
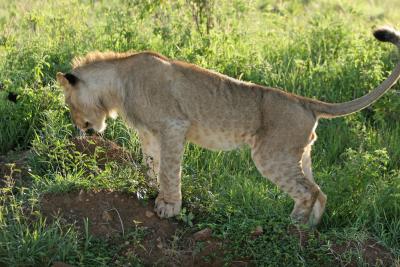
[
  {"x1": 71, "y1": 136, "x2": 136, "y2": 167},
  {"x1": 40, "y1": 135, "x2": 248, "y2": 266},
  {"x1": 41, "y1": 190, "x2": 175, "y2": 237},
  {"x1": 40, "y1": 190, "x2": 238, "y2": 266}
]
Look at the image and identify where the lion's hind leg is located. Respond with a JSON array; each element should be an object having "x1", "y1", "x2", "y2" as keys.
[
  {"x1": 251, "y1": 139, "x2": 321, "y2": 225},
  {"x1": 302, "y1": 144, "x2": 327, "y2": 227}
]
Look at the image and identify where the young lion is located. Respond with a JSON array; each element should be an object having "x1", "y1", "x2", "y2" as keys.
[{"x1": 57, "y1": 27, "x2": 400, "y2": 226}]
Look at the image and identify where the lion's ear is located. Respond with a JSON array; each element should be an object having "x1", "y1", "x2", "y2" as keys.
[{"x1": 56, "y1": 72, "x2": 79, "y2": 89}]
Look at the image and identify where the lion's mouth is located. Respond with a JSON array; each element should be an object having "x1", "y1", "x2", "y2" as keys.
[{"x1": 85, "y1": 128, "x2": 95, "y2": 135}]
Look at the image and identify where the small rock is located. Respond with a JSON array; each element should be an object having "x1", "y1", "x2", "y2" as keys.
[
  {"x1": 156, "y1": 237, "x2": 163, "y2": 249},
  {"x1": 193, "y1": 228, "x2": 212, "y2": 241},
  {"x1": 78, "y1": 189, "x2": 84, "y2": 201},
  {"x1": 102, "y1": 210, "x2": 112, "y2": 222},
  {"x1": 251, "y1": 226, "x2": 263, "y2": 238},
  {"x1": 145, "y1": 210, "x2": 154, "y2": 218}
]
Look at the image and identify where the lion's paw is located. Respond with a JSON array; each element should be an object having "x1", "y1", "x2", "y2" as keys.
[{"x1": 154, "y1": 196, "x2": 182, "y2": 218}]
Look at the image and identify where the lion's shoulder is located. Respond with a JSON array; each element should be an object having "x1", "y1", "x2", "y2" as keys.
[{"x1": 72, "y1": 51, "x2": 169, "y2": 69}]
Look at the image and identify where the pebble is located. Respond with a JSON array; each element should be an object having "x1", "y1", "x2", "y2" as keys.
[
  {"x1": 145, "y1": 210, "x2": 154, "y2": 218},
  {"x1": 193, "y1": 228, "x2": 212, "y2": 241},
  {"x1": 102, "y1": 210, "x2": 112, "y2": 222},
  {"x1": 156, "y1": 237, "x2": 163, "y2": 249}
]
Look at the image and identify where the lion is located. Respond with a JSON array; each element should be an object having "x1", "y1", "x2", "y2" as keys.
[{"x1": 57, "y1": 27, "x2": 400, "y2": 226}]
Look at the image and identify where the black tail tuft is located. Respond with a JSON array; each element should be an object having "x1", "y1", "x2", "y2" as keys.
[
  {"x1": 373, "y1": 26, "x2": 400, "y2": 46},
  {"x1": 7, "y1": 92, "x2": 18, "y2": 103}
]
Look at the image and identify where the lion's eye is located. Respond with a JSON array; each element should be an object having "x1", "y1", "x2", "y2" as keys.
[{"x1": 84, "y1": 121, "x2": 90, "y2": 128}]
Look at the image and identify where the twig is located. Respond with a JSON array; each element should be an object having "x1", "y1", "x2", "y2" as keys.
[{"x1": 106, "y1": 208, "x2": 125, "y2": 237}]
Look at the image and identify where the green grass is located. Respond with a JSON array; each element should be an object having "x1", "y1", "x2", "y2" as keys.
[{"x1": 1, "y1": 0, "x2": 400, "y2": 266}]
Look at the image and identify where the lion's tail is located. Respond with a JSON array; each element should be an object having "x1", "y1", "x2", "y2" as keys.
[{"x1": 308, "y1": 26, "x2": 400, "y2": 119}]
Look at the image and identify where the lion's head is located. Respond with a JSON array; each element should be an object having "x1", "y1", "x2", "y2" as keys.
[{"x1": 56, "y1": 72, "x2": 109, "y2": 133}]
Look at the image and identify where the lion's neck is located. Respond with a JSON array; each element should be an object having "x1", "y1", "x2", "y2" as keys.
[{"x1": 90, "y1": 71, "x2": 125, "y2": 118}]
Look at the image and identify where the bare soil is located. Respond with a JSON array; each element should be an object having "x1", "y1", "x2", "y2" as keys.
[
  {"x1": 40, "y1": 190, "x2": 240, "y2": 267},
  {"x1": 65, "y1": 136, "x2": 244, "y2": 265},
  {"x1": 42, "y1": 189, "x2": 394, "y2": 266}
]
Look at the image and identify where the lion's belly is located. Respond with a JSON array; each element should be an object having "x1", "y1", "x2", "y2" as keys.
[{"x1": 186, "y1": 124, "x2": 252, "y2": 151}]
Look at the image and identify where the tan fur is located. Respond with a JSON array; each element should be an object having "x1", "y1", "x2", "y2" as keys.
[
  {"x1": 57, "y1": 32, "x2": 400, "y2": 225},
  {"x1": 71, "y1": 51, "x2": 168, "y2": 69}
]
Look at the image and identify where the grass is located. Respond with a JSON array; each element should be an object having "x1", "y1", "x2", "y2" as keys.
[{"x1": 1, "y1": 0, "x2": 400, "y2": 266}]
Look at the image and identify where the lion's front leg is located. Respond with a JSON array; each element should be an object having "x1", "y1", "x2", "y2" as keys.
[{"x1": 154, "y1": 120, "x2": 189, "y2": 218}]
